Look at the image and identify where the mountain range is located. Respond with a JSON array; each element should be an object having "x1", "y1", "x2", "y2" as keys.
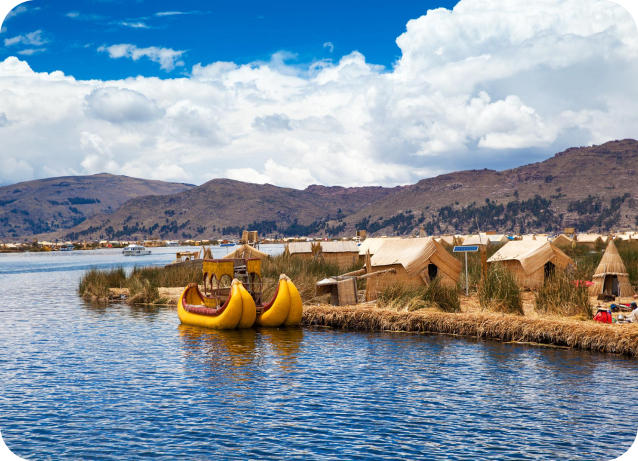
[{"x1": 3, "y1": 139, "x2": 638, "y2": 242}]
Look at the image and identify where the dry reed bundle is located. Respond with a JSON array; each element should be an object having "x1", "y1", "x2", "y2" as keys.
[
  {"x1": 302, "y1": 305, "x2": 638, "y2": 357},
  {"x1": 535, "y1": 272, "x2": 591, "y2": 318},
  {"x1": 377, "y1": 279, "x2": 460, "y2": 313}
]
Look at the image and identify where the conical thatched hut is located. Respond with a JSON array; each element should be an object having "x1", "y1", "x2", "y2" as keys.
[
  {"x1": 487, "y1": 240, "x2": 574, "y2": 289},
  {"x1": 222, "y1": 244, "x2": 269, "y2": 260},
  {"x1": 590, "y1": 240, "x2": 635, "y2": 297},
  {"x1": 366, "y1": 237, "x2": 462, "y2": 300}
]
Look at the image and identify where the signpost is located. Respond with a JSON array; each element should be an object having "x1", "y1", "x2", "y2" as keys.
[{"x1": 453, "y1": 245, "x2": 479, "y2": 296}]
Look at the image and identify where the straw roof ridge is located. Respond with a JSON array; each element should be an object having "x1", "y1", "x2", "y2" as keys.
[
  {"x1": 286, "y1": 242, "x2": 313, "y2": 254},
  {"x1": 320, "y1": 241, "x2": 359, "y2": 253},
  {"x1": 488, "y1": 240, "x2": 574, "y2": 275},
  {"x1": 371, "y1": 237, "x2": 462, "y2": 277}
]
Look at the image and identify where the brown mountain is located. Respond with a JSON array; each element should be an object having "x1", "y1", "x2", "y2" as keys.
[
  {"x1": 343, "y1": 139, "x2": 638, "y2": 236},
  {"x1": 53, "y1": 180, "x2": 399, "y2": 241},
  {"x1": 25, "y1": 139, "x2": 638, "y2": 241},
  {"x1": 0, "y1": 174, "x2": 193, "y2": 241}
]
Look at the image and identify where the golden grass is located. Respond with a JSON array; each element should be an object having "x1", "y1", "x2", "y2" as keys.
[
  {"x1": 377, "y1": 279, "x2": 460, "y2": 313},
  {"x1": 478, "y1": 263, "x2": 524, "y2": 315},
  {"x1": 302, "y1": 305, "x2": 638, "y2": 357}
]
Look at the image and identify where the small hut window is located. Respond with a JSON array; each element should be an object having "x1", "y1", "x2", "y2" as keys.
[
  {"x1": 428, "y1": 263, "x2": 438, "y2": 280},
  {"x1": 544, "y1": 261, "x2": 555, "y2": 279}
]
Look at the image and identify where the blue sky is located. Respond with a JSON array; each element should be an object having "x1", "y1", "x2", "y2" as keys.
[
  {"x1": 1, "y1": 0, "x2": 459, "y2": 80},
  {"x1": 0, "y1": 0, "x2": 637, "y2": 189}
]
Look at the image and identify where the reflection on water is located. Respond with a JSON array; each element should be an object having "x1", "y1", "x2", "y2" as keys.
[{"x1": 1, "y1": 249, "x2": 638, "y2": 460}]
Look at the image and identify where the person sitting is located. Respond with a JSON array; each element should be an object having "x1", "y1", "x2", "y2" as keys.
[{"x1": 626, "y1": 305, "x2": 638, "y2": 324}]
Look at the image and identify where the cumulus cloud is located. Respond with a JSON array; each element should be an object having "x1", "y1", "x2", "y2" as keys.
[
  {"x1": 4, "y1": 30, "x2": 48, "y2": 47},
  {"x1": 80, "y1": 132, "x2": 119, "y2": 174},
  {"x1": 85, "y1": 87, "x2": 164, "y2": 123},
  {"x1": 0, "y1": 0, "x2": 637, "y2": 189},
  {"x1": 97, "y1": 44, "x2": 186, "y2": 71}
]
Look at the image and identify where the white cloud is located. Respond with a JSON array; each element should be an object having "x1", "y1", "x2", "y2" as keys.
[
  {"x1": 4, "y1": 30, "x2": 48, "y2": 47},
  {"x1": 0, "y1": 156, "x2": 33, "y2": 184},
  {"x1": 80, "y1": 132, "x2": 119, "y2": 174},
  {"x1": 0, "y1": 0, "x2": 637, "y2": 189},
  {"x1": 85, "y1": 87, "x2": 164, "y2": 123},
  {"x1": 97, "y1": 44, "x2": 186, "y2": 71},
  {"x1": 117, "y1": 22, "x2": 150, "y2": 29},
  {"x1": 323, "y1": 42, "x2": 334, "y2": 52},
  {"x1": 5, "y1": 5, "x2": 27, "y2": 21},
  {"x1": 1, "y1": 26, "x2": 7, "y2": 35},
  {"x1": 17, "y1": 48, "x2": 46, "y2": 56}
]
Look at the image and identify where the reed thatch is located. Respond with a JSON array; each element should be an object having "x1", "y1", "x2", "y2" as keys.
[
  {"x1": 462, "y1": 235, "x2": 491, "y2": 246},
  {"x1": 302, "y1": 305, "x2": 638, "y2": 357},
  {"x1": 366, "y1": 237, "x2": 462, "y2": 299},
  {"x1": 319, "y1": 241, "x2": 359, "y2": 269},
  {"x1": 222, "y1": 244, "x2": 269, "y2": 260},
  {"x1": 590, "y1": 239, "x2": 635, "y2": 297},
  {"x1": 488, "y1": 240, "x2": 574, "y2": 289},
  {"x1": 358, "y1": 237, "x2": 401, "y2": 257},
  {"x1": 576, "y1": 233, "x2": 607, "y2": 249},
  {"x1": 284, "y1": 242, "x2": 317, "y2": 259},
  {"x1": 551, "y1": 234, "x2": 573, "y2": 248}
]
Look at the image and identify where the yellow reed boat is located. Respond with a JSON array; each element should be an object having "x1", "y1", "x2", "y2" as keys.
[{"x1": 177, "y1": 256, "x2": 302, "y2": 330}]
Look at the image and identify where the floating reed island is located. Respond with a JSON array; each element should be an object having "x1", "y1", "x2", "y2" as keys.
[{"x1": 79, "y1": 235, "x2": 638, "y2": 357}]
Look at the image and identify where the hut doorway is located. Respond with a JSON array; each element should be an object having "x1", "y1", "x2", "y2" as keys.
[
  {"x1": 544, "y1": 261, "x2": 555, "y2": 279},
  {"x1": 603, "y1": 275, "x2": 619, "y2": 296},
  {"x1": 428, "y1": 263, "x2": 438, "y2": 280}
]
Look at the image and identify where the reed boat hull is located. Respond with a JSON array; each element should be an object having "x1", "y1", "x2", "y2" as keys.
[{"x1": 178, "y1": 281, "x2": 244, "y2": 330}]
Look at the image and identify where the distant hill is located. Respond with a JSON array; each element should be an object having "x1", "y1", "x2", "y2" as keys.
[
  {"x1": 19, "y1": 139, "x2": 638, "y2": 242},
  {"x1": 0, "y1": 174, "x2": 193, "y2": 240},
  {"x1": 342, "y1": 139, "x2": 638, "y2": 236},
  {"x1": 52, "y1": 180, "x2": 398, "y2": 241}
]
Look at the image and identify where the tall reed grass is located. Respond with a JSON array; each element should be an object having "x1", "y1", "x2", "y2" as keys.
[
  {"x1": 478, "y1": 263, "x2": 523, "y2": 315},
  {"x1": 78, "y1": 267, "x2": 126, "y2": 300},
  {"x1": 377, "y1": 278, "x2": 460, "y2": 313},
  {"x1": 535, "y1": 273, "x2": 591, "y2": 318}
]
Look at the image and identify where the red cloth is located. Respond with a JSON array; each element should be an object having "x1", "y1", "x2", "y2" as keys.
[
  {"x1": 573, "y1": 280, "x2": 595, "y2": 287},
  {"x1": 594, "y1": 311, "x2": 612, "y2": 323}
]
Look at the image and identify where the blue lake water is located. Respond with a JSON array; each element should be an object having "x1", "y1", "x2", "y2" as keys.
[{"x1": 1, "y1": 247, "x2": 637, "y2": 460}]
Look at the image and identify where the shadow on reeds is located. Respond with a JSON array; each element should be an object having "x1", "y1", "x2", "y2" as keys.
[
  {"x1": 478, "y1": 263, "x2": 523, "y2": 315},
  {"x1": 377, "y1": 278, "x2": 460, "y2": 313}
]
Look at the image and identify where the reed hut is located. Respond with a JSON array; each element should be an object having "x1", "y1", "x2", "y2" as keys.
[
  {"x1": 551, "y1": 234, "x2": 573, "y2": 248},
  {"x1": 435, "y1": 235, "x2": 463, "y2": 249},
  {"x1": 319, "y1": 241, "x2": 359, "y2": 269},
  {"x1": 576, "y1": 234, "x2": 607, "y2": 250},
  {"x1": 590, "y1": 239, "x2": 635, "y2": 297},
  {"x1": 367, "y1": 237, "x2": 462, "y2": 299},
  {"x1": 357, "y1": 237, "x2": 401, "y2": 263},
  {"x1": 487, "y1": 234, "x2": 509, "y2": 245},
  {"x1": 462, "y1": 235, "x2": 491, "y2": 247},
  {"x1": 284, "y1": 242, "x2": 317, "y2": 260},
  {"x1": 223, "y1": 243, "x2": 269, "y2": 260},
  {"x1": 487, "y1": 240, "x2": 575, "y2": 289}
]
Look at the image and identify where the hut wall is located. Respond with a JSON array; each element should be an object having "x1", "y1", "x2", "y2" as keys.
[
  {"x1": 291, "y1": 253, "x2": 314, "y2": 260},
  {"x1": 499, "y1": 260, "x2": 545, "y2": 289},
  {"x1": 322, "y1": 252, "x2": 359, "y2": 270},
  {"x1": 367, "y1": 261, "x2": 457, "y2": 301}
]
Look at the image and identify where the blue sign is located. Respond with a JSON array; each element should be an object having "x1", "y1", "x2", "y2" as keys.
[{"x1": 453, "y1": 245, "x2": 479, "y2": 252}]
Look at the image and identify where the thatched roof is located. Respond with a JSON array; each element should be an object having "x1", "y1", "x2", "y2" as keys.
[
  {"x1": 462, "y1": 235, "x2": 490, "y2": 246},
  {"x1": 488, "y1": 240, "x2": 574, "y2": 275},
  {"x1": 593, "y1": 240, "x2": 630, "y2": 278},
  {"x1": 222, "y1": 244, "x2": 269, "y2": 260},
  {"x1": 320, "y1": 241, "x2": 359, "y2": 253},
  {"x1": 576, "y1": 234, "x2": 607, "y2": 244},
  {"x1": 286, "y1": 242, "x2": 313, "y2": 254},
  {"x1": 371, "y1": 237, "x2": 462, "y2": 279},
  {"x1": 550, "y1": 234, "x2": 573, "y2": 247},
  {"x1": 487, "y1": 234, "x2": 509, "y2": 244},
  {"x1": 358, "y1": 237, "x2": 401, "y2": 256}
]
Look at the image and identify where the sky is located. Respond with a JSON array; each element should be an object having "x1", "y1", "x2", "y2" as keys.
[{"x1": 0, "y1": 0, "x2": 637, "y2": 189}]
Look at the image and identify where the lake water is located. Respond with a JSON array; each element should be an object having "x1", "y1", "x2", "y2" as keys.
[{"x1": 1, "y1": 247, "x2": 637, "y2": 460}]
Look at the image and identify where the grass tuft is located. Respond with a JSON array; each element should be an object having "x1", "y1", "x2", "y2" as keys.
[
  {"x1": 378, "y1": 278, "x2": 460, "y2": 313},
  {"x1": 535, "y1": 272, "x2": 591, "y2": 318},
  {"x1": 478, "y1": 263, "x2": 523, "y2": 315}
]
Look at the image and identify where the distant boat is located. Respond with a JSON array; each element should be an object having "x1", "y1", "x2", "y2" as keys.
[
  {"x1": 59, "y1": 244, "x2": 74, "y2": 252},
  {"x1": 165, "y1": 241, "x2": 180, "y2": 247},
  {"x1": 122, "y1": 244, "x2": 152, "y2": 256},
  {"x1": 220, "y1": 240, "x2": 236, "y2": 247}
]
